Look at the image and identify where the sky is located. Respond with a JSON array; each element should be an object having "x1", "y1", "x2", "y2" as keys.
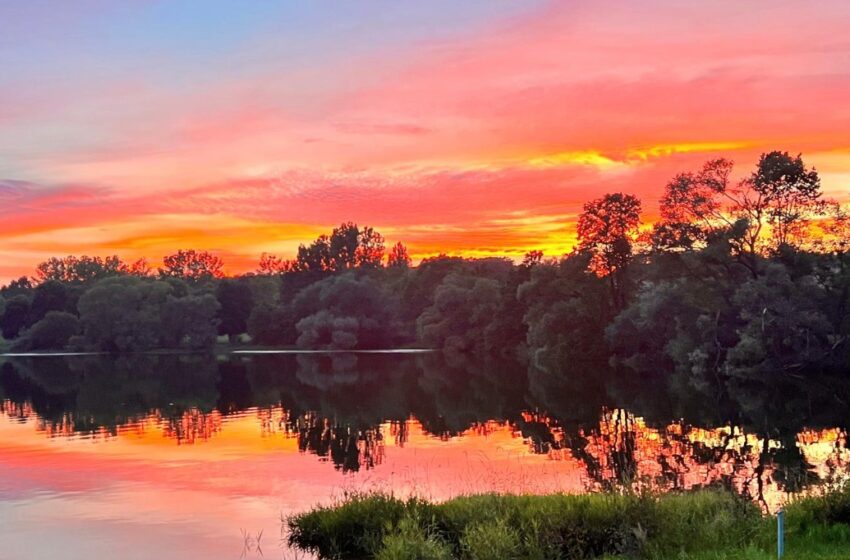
[{"x1": 1, "y1": 0, "x2": 849, "y2": 280}]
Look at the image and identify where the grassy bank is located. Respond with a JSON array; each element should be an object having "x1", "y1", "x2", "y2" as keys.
[{"x1": 287, "y1": 487, "x2": 850, "y2": 559}]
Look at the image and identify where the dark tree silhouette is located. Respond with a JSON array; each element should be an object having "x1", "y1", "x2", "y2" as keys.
[
  {"x1": 36, "y1": 255, "x2": 128, "y2": 284},
  {"x1": 257, "y1": 252, "x2": 295, "y2": 275},
  {"x1": 745, "y1": 151, "x2": 822, "y2": 250},
  {"x1": 521, "y1": 250, "x2": 544, "y2": 268},
  {"x1": 1, "y1": 295, "x2": 30, "y2": 339},
  {"x1": 387, "y1": 242, "x2": 412, "y2": 268},
  {"x1": 291, "y1": 223, "x2": 387, "y2": 272},
  {"x1": 159, "y1": 250, "x2": 224, "y2": 281},
  {"x1": 651, "y1": 152, "x2": 825, "y2": 277},
  {"x1": 216, "y1": 279, "x2": 254, "y2": 340},
  {"x1": 13, "y1": 311, "x2": 80, "y2": 351},
  {"x1": 28, "y1": 280, "x2": 69, "y2": 326},
  {"x1": 652, "y1": 158, "x2": 734, "y2": 251},
  {"x1": 577, "y1": 193, "x2": 641, "y2": 309}
]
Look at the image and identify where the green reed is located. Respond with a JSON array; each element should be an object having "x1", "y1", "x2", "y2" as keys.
[{"x1": 287, "y1": 486, "x2": 850, "y2": 559}]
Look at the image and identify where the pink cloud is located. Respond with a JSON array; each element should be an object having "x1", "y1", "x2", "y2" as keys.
[{"x1": 0, "y1": 0, "x2": 848, "y2": 280}]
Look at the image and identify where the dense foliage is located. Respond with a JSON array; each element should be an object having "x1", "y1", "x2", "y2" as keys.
[
  {"x1": 288, "y1": 488, "x2": 850, "y2": 559},
  {"x1": 1, "y1": 152, "x2": 848, "y2": 388}
]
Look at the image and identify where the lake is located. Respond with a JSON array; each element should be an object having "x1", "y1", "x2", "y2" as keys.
[{"x1": 1, "y1": 352, "x2": 848, "y2": 559}]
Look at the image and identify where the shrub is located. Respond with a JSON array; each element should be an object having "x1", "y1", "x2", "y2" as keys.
[
  {"x1": 377, "y1": 516, "x2": 453, "y2": 560},
  {"x1": 12, "y1": 311, "x2": 80, "y2": 351},
  {"x1": 461, "y1": 519, "x2": 522, "y2": 559},
  {"x1": 287, "y1": 488, "x2": 850, "y2": 559},
  {"x1": 287, "y1": 493, "x2": 435, "y2": 559},
  {"x1": 643, "y1": 490, "x2": 760, "y2": 557}
]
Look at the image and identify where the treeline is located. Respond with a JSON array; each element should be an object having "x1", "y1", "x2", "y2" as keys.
[{"x1": 1, "y1": 151, "x2": 849, "y2": 382}]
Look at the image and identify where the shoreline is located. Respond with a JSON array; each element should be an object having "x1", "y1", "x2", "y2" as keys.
[{"x1": 0, "y1": 346, "x2": 436, "y2": 358}]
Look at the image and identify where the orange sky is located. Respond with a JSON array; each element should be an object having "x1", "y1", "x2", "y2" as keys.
[{"x1": 1, "y1": 1, "x2": 849, "y2": 280}]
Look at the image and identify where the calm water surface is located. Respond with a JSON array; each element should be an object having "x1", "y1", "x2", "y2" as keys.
[{"x1": 1, "y1": 353, "x2": 849, "y2": 559}]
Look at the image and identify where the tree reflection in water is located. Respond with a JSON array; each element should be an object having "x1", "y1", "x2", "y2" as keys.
[{"x1": 1, "y1": 352, "x2": 849, "y2": 503}]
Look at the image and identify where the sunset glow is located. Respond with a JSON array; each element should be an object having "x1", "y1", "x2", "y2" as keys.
[{"x1": 2, "y1": 1, "x2": 849, "y2": 279}]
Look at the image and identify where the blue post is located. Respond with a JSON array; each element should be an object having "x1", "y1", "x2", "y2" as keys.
[{"x1": 777, "y1": 508, "x2": 785, "y2": 558}]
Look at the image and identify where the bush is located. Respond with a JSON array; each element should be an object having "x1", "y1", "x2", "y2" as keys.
[
  {"x1": 287, "y1": 493, "x2": 435, "y2": 559},
  {"x1": 287, "y1": 489, "x2": 787, "y2": 560},
  {"x1": 784, "y1": 483, "x2": 850, "y2": 528},
  {"x1": 461, "y1": 518, "x2": 522, "y2": 559},
  {"x1": 435, "y1": 493, "x2": 645, "y2": 558},
  {"x1": 377, "y1": 516, "x2": 453, "y2": 560},
  {"x1": 643, "y1": 490, "x2": 760, "y2": 557},
  {"x1": 12, "y1": 311, "x2": 80, "y2": 351}
]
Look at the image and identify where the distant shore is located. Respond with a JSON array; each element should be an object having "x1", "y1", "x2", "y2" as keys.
[{"x1": 0, "y1": 345, "x2": 435, "y2": 358}]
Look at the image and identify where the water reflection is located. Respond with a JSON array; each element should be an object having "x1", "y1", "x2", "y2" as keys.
[{"x1": 1, "y1": 352, "x2": 850, "y2": 505}]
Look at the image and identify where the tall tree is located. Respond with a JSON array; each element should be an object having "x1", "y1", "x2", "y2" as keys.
[
  {"x1": 28, "y1": 280, "x2": 69, "y2": 326},
  {"x1": 1, "y1": 296, "x2": 30, "y2": 339},
  {"x1": 13, "y1": 311, "x2": 80, "y2": 351},
  {"x1": 743, "y1": 151, "x2": 822, "y2": 250},
  {"x1": 521, "y1": 250, "x2": 545, "y2": 268},
  {"x1": 294, "y1": 224, "x2": 386, "y2": 272},
  {"x1": 355, "y1": 226, "x2": 385, "y2": 268},
  {"x1": 652, "y1": 159, "x2": 734, "y2": 251},
  {"x1": 577, "y1": 193, "x2": 642, "y2": 309},
  {"x1": 328, "y1": 222, "x2": 361, "y2": 270},
  {"x1": 216, "y1": 279, "x2": 254, "y2": 340},
  {"x1": 159, "y1": 250, "x2": 224, "y2": 281},
  {"x1": 296, "y1": 235, "x2": 332, "y2": 272},
  {"x1": 36, "y1": 255, "x2": 128, "y2": 283},
  {"x1": 0, "y1": 277, "x2": 33, "y2": 299},
  {"x1": 128, "y1": 258, "x2": 153, "y2": 277},
  {"x1": 257, "y1": 252, "x2": 295, "y2": 275},
  {"x1": 387, "y1": 242, "x2": 412, "y2": 269},
  {"x1": 651, "y1": 152, "x2": 824, "y2": 277}
]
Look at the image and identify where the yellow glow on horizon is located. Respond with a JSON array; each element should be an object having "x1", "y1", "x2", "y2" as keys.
[
  {"x1": 527, "y1": 150, "x2": 624, "y2": 170},
  {"x1": 627, "y1": 141, "x2": 753, "y2": 160}
]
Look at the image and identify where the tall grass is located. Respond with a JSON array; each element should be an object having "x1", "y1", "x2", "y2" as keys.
[{"x1": 288, "y1": 486, "x2": 850, "y2": 559}]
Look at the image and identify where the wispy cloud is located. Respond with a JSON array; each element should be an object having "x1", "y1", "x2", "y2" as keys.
[{"x1": 0, "y1": 0, "x2": 848, "y2": 279}]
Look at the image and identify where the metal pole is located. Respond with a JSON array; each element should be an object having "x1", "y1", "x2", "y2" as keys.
[{"x1": 777, "y1": 508, "x2": 785, "y2": 558}]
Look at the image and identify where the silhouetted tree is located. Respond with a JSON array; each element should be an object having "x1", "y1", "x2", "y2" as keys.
[
  {"x1": 398, "y1": 255, "x2": 467, "y2": 323},
  {"x1": 743, "y1": 151, "x2": 822, "y2": 250},
  {"x1": 417, "y1": 273, "x2": 502, "y2": 353},
  {"x1": 28, "y1": 280, "x2": 69, "y2": 327},
  {"x1": 159, "y1": 250, "x2": 224, "y2": 281},
  {"x1": 128, "y1": 258, "x2": 153, "y2": 277},
  {"x1": 13, "y1": 311, "x2": 80, "y2": 351},
  {"x1": 77, "y1": 277, "x2": 170, "y2": 351},
  {"x1": 296, "y1": 235, "x2": 332, "y2": 272},
  {"x1": 1, "y1": 295, "x2": 30, "y2": 339},
  {"x1": 387, "y1": 242, "x2": 412, "y2": 268},
  {"x1": 521, "y1": 250, "x2": 545, "y2": 268},
  {"x1": 36, "y1": 255, "x2": 128, "y2": 284},
  {"x1": 726, "y1": 263, "x2": 833, "y2": 379},
  {"x1": 216, "y1": 279, "x2": 254, "y2": 340},
  {"x1": 520, "y1": 254, "x2": 611, "y2": 374},
  {"x1": 257, "y1": 252, "x2": 295, "y2": 275},
  {"x1": 162, "y1": 294, "x2": 221, "y2": 349},
  {"x1": 77, "y1": 276, "x2": 219, "y2": 351},
  {"x1": 653, "y1": 153, "x2": 825, "y2": 276},
  {"x1": 0, "y1": 277, "x2": 33, "y2": 299},
  {"x1": 290, "y1": 273, "x2": 398, "y2": 349},
  {"x1": 577, "y1": 193, "x2": 642, "y2": 309},
  {"x1": 248, "y1": 303, "x2": 298, "y2": 346},
  {"x1": 651, "y1": 159, "x2": 734, "y2": 251},
  {"x1": 293, "y1": 223, "x2": 386, "y2": 272},
  {"x1": 416, "y1": 259, "x2": 519, "y2": 354},
  {"x1": 355, "y1": 226, "x2": 385, "y2": 268}
]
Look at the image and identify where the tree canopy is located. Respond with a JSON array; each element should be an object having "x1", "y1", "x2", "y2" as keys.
[{"x1": 0, "y1": 150, "x2": 846, "y2": 382}]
